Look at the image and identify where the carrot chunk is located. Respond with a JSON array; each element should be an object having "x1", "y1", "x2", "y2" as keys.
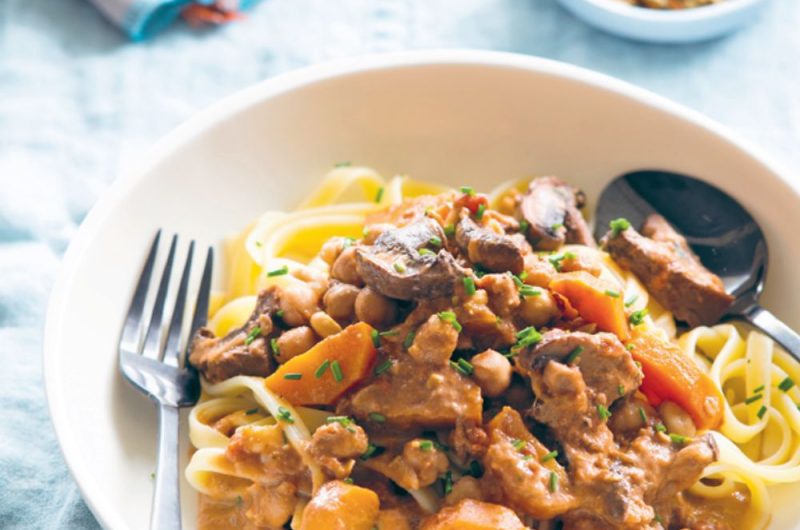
[
  {"x1": 549, "y1": 271, "x2": 629, "y2": 340},
  {"x1": 421, "y1": 499, "x2": 527, "y2": 530},
  {"x1": 627, "y1": 328, "x2": 723, "y2": 430},
  {"x1": 301, "y1": 480, "x2": 379, "y2": 530},
  {"x1": 265, "y1": 322, "x2": 377, "y2": 406}
]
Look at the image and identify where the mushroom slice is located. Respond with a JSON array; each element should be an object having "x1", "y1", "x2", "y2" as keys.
[
  {"x1": 455, "y1": 216, "x2": 525, "y2": 274},
  {"x1": 355, "y1": 218, "x2": 463, "y2": 301},
  {"x1": 519, "y1": 176, "x2": 595, "y2": 250}
]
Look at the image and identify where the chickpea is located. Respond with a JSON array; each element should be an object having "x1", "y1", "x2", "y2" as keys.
[
  {"x1": 309, "y1": 311, "x2": 342, "y2": 338},
  {"x1": 518, "y1": 289, "x2": 560, "y2": 328},
  {"x1": 409, "y1": 314, "x2": 459, "y2": 365},
  {"x1": 610, "y1": 398, "x2": 650, "y2": 433},
  {"x1": 523, "y1": 253, "x2": 556, "y2": 288},
  {"x1": 331, "y1": 246, "x2": 364, "y2": 286},
  {"x1": 323, "y1": 283, "x2": 360, "y2": 323},
  {"x1": 279, "y1": 282, "x2": 320, "y2": 327},
  {"x1": 317, "y1": 237, "x2": 347, "y2": 266},
  {"x1": 444, "y1": 476, "x2": 484, "y2": 506},
  {"x1": 354, "y1": 287, "x2": 397, "y2": 328},
  {"x1": 292, "y1": 265, "x2": 329, "y2": 297},
  {"x1": 659, "y1": 401, "x2": 696, "y2": 438},
  {"x1": 470, "y1": 349, "x2": 512, "y2": 398},
  {"x1": 276, "y1": 326, "x2": 317, "y2": 361}
]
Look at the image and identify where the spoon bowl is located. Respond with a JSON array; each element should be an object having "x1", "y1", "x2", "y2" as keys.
[{"x1": 595, "y1": 170, "x2": 797, "y2": 359}]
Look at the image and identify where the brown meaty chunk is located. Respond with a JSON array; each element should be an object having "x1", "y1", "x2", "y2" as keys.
[
  {"x1": 364, "y1": 438, "x2": 450, "y2": 490},
  {"x1": 603, "y1": 214, "x2": 733, "y2": 327},
  {"x1": 338, "y1": 357, "x2": 483, "y2": 429},
  {"x1": 455, "y1": 216, "x2": 526, "y2": 274},
  {"x1": 356, "y1": 218, "x2": 464, "y2": 301},
  {"x1": 519, "y1": 176, "x2": 595, "y2": 250},
  {"x1": 189, "y1": 287, "x2": 279, "y2": 383},
  {"x1": 308, "y1": 421, "x2": 369, "y2": 480}
]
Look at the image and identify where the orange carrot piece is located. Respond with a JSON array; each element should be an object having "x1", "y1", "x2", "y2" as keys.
[
  {"x1": 549, "y1": 271, "x2": 629, "y2": 340},
  {"x1": 265, "y1": 322, "x2": 377, "y2": 406},
  {"x1": 626, "y1": 328, "x2": 723, "y2": 430},
  {"x1": 420, "y1": 499, "x2": 527, "y2": 530},
  {"x1": 301, "y1": 480, "x2": 379, "y2": 530}
]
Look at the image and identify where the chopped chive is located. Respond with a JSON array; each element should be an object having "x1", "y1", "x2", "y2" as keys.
[
  {"x1": 342, "y1": 236, "x2": 356, "y2": 249},
  {"x1": 437, "y1": 311, "x2": 462, "y2": 332},
  {"x1": 444, "y1": 224, "x2": 456, "y2": 237},
  {"x1": 655, "y1": 423, "x2": 667, "y2": 433},
  {"x1": 610, "y1": 218, "x2": 631, "y2": 237},
  {"x1": 235, "y1": 494, "x2": 243, "y2": 506},
  {"x1": 519, "y1": 270, "x2": 528, "y2": 280},
  {"x1": 753, "y1": 384, "x2": 766, "y2": 393},
  {"x1": 548, "y1": 471, "x2": 558, "y2": 492},
  {"x1": 326, "y1": 415, "x2": 353, "y2": 427},
  {"x1": 541, "y1": 450, "x2": 559, "y2": 462},
  {"x1": 331, "y1": 360, "x2": 344, "y2": 382},
  {"x1": 511, "y1": 273, "x2": 524, "y2": 288},
  {"x1": 512, "y1": 326, "x2": 542, "y2": 352},
  {"x1": 375, "y1": 187, "x2": 384, "y2": 203},
  {"x1": 393, "y1": 260, "x2": 407, "y2": 273},
  {"x1": 519, "y1": 285, "x2": 541, "y2": 298},
  {"x1": 429, "y1": 236, "x2": 442, "y2": 247},
  {"x1": 362, "y1": 226, "x2": 370, "y2": 237},
  {"x1": 245, "y1": 408, "x2": 259, "y2": 415},
  {"x1": 629, "y1": 309, "x2": 649, "y2": 326},
  {"x1": 564, "y1": 251, "x2": 577, "y2": 260},
  {"x1": 368, "y1": 412, "x2": 386, "y2": 423},
  {"x1": 460, "y1": 186, "x2": 475, "y2": 195},
  {"x1": 275, "y1": 309, "x2": 285, "y2": 318},
  {"x1": 627, "y1": 344, "x2": 635, "y2": 351},
  {"x1": 343, "y1": 477, "x2": 354, "y2": 484},
  {"x1": 450, "y1": 358, "x2": 474, "y2": 376},
  {"x1": 441, "y1": 470, "x2": 453, "y2": 495},
  {"x1": 418, "y1": 248, "x2": 436, "y2": 257},
  {"x1": 276, "y1": 406, "x2": 294, "y2": 424},
  {"x1": 617, "y1": 384, "x2": 626, "y2": 396},
  {"x1": 283, "y1": 372, "x2": 302, "y2": 380},
  {"x1": 551, "y1": 222, "x2": 564, "y2": 232},
  {"x1": 654, "y1": 514, "x2": 663, "y2": 525},
  {"x1": 374, "y1": 359, "x2": 393, "y2": 376},
  {"x1": 605, "y1": 290, "x2": 620, "y2": 298},
  {"x1": 548, "y1": 253, "x2": 565, "y2": 271},
  {"x1": 371, "y1": 329, "x2": 381, "y2": 347},
  {"x1": 597, "y1": 404, "x2": 612, "y2": 422},
  {"x1": 744, "y1": 393, "x2": 763, "y2": 405},
  {"x1": 511, "y1": 438, "x2": 526, "y2": 451},
  {"x1": 624, "y1": 294, "x2": 639, "y2": 308},
  {"x1": 254, "y1": 241, "x2": 262, "y2": 248},
  {"x1": 379, "y1": 330, "x2": 399, "y2": 337},
  {"x1": 476, "y1": 203, "x2": 486, "y2": 220},
  {"x1": 267, "y1": 265, "x2": 289, "y2": 277},
  {"x1": 419, "y1": 440, "x2": 434, "y2": 452},
  {"x1": 315, "y1": 359, "x2": 330, "y2": 378},
  {"x1": 244, "y1": 326, "x2": 262, "y2": 346},
  {"x1": 779, "y1": 377, "x2": 795, "y2": 392},
  {"x1": 403, "y1": 331, "x2": 416, "y2": 349},
  {"x1": 334, "y1": 161, "x2": 351, "y2": 167},
  {"x1": 565, "y1": 346, "x2": 584, "y2": 364},
  {"x1": 757, "y1": 406, "x2": 767, "y2": 419},
  {"x1": 469, "y1": 460, "x2": 483, "y2": 478},
  {"x1": 360, "y1": 443, "x2": 383, "y2": 460},
  {"x1": 669, "y1": 433, "x2": 691, "y2": 444},
  {"x1": 522, "y1": 454, "x2": 534, "y2": 461},
  {"x1": 519, "y1": 220, "x2": 529, "y2": 233},
  {"x1": 270, "y1": 338, "x2": 280, "y2": 356},
  {"x1": 463, "y1": 276, "x2": 477, "y2": 296},
  {"x1": 638, "y1": 407, "x2": 648, "y2": 424}
]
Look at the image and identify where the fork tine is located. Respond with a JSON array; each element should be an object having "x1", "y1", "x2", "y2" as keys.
[
  {"x1": 186, "y1": 247, "x2": 214, "y2": 363},
  {"x1": 162, "y1": 241, "x2": 195, "y2": 367},
  {"x1": 142, "y1": 234, "x2": 178, "y2": 358},
  {"x1": 120, "y1": 230, "x2": 161, "y2": 354}
]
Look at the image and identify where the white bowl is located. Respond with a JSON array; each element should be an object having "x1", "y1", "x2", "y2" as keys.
[
  {"x1": 557, "y1": 0, "x2": 768, "y2": 43},
  {"x1": 44, "y1": 50, "x2": 800, "y2": 530}
]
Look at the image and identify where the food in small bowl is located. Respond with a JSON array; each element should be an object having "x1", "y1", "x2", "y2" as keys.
[{"x1": 617, "y1": 0, "x2": 721, "y2": 9}]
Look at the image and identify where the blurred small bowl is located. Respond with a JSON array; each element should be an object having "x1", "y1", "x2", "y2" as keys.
[{"x1": 556, "y1": 0, "x2": 769, "y2": 43}]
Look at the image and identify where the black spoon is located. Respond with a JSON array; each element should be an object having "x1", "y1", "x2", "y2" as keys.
[{"x1": 594, "y1": 170, "x2": 800, "y2": 360}]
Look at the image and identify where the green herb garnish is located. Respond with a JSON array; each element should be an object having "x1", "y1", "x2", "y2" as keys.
[
  {"x1": 244, "y1": 326, "x2": 262, "y2": 346},
  {"x1": 610, "y1": 218, "x2": 631, "y2": 237},
  {"x1": 331, "y1": 360, "x2": 344, "y2": 382},
  {"x1": 315, "y1": 359, "x2": 330, "y2": 378},
  {"x1": 267, "y1": 265, "x2": 289, "y2": 277},
  {"x1": 463, "y1": 276, "x2": 477, "y2": 296},
  {"x1": 438, "y1": 311, "x2": 462, "y2": 332},
  {"x1": 283, "y1": 373, "x2": 302, "y2": 380}
]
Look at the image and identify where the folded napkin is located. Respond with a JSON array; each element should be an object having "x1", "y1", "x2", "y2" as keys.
[{"x1": 87, "y1": 0, "x2": 258, "y2": 40}]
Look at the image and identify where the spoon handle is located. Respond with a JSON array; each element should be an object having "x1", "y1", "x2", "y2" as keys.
[{"x1": 739, "y1": 304, "x2": 800, "y2": 361}]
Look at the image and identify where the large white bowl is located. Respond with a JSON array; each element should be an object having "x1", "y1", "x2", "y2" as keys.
[
  {"x1": 44, "y1": 51, "x2": 800, "y2": 530},
  {"x1": 557, "y1": 0, "x2": 768, "y2": 43}
]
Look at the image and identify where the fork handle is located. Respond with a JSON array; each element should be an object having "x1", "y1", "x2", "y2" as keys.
[
  {"x1": 150, "y1": 404, "x2": 182, "y2": 530},
  {"x1": 739, "y1": 304, "x2": 800, "y2": 363}
]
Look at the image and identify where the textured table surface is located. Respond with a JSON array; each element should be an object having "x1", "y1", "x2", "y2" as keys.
[{"x1": 1, "y1": 0, "x2": 799, "y2": 527}]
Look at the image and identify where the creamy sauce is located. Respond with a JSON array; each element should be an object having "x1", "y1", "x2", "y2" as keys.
[{"x1": 198, "y1": 494, "x2": 254, "y2": 530}]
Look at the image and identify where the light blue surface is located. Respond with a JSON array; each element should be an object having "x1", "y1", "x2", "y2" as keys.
[{"x1": 1, "y1": 0, "x2": 799, "y2": 528}]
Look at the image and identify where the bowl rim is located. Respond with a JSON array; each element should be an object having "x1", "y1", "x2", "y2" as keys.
[
  {"x1": 42, "y1": 49, "x2": 797, "y2": 530},
  {"x1": 573, "y1": 0, "x2": 766, "y2": 23}
]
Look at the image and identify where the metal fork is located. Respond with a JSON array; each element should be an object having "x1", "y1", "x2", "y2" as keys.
[{"x1": 119, "y1": 231, "x2": 212, "y2": 530}]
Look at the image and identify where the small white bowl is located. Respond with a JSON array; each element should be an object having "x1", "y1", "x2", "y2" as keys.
[{"x1": 556, "y1": 0, "x2": 768, "y2": 43}]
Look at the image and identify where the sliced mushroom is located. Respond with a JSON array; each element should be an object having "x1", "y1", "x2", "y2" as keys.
[
  {"x1": 519, "y1": 176, "x2": 595, "y2": 250},
  {"x1": 355, "y1": 218, "x2": 463, "y2": 301},
  {"x1": 455, "y1": 216, "x2": 525, "y2": 274}
]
